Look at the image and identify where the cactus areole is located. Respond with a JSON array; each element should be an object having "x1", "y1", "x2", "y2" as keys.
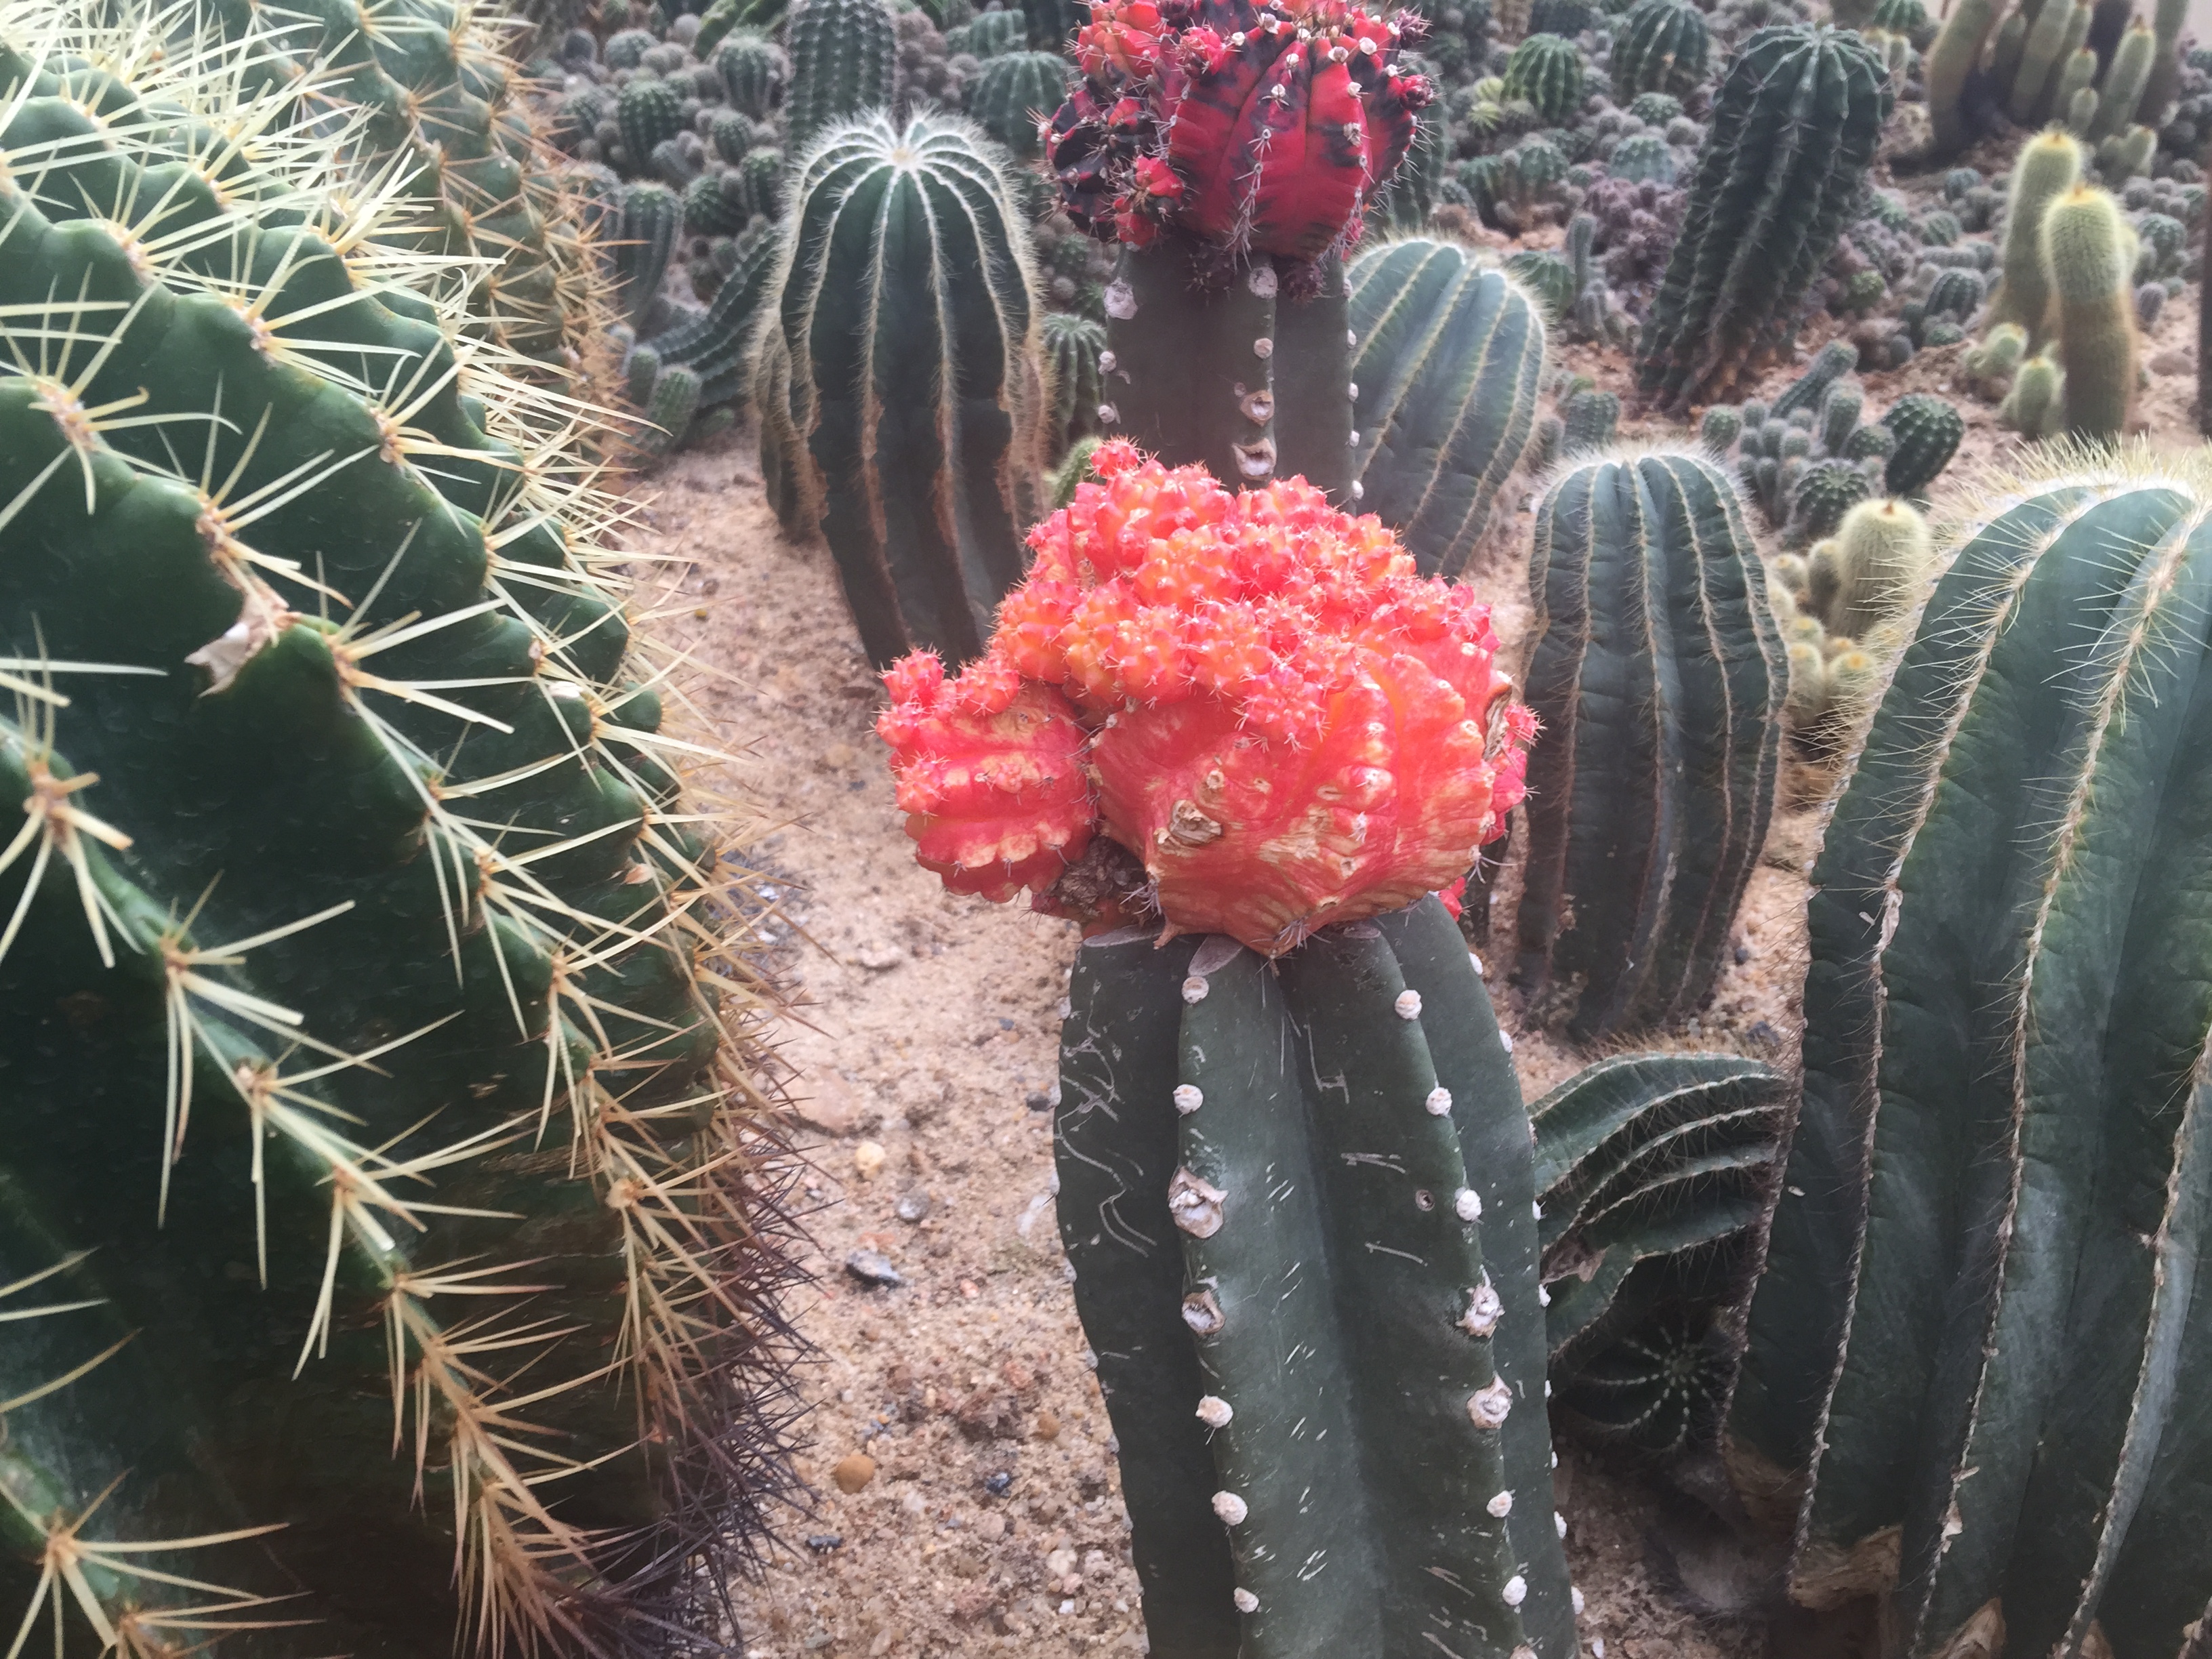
[
  {"x1": 1046, "y1": 0, "x2": 1434, "y2": 272},
  {"x1": 878, "y1": 444, "x2": 1534, "y2": 956}
]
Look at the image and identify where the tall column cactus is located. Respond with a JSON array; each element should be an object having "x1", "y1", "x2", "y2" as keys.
[
  {"x1": 1517, "y1": 449, "x2": 1788, "y2": 1039},
  {"x1": 1046, "y1": 0, "x2": 1433, "y2": 509},
  {"x1": 1347, "y1": 239, "x2": 1549, "y2": 578},
  {"x1": 753, "y1": 111, "x2": 1047, "y2": 668},
  {"x1": 1732, "y1": 452, "x2": 2212, "y2": 1658},
  {"x1": 0, "y1": 9, "x2": 798, "y2": 1654},
  {"x1": 876, "y1": 445, "x2": 1581, "y2": 1658},
  {"x1": 785, "y1": 0, "x2": 897, "y2": 153},
  {"x1": 1633, "y1": 25, "x2": 1891, "y2": 412}
]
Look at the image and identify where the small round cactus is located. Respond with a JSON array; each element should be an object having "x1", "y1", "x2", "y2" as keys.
[
  {"x1": 1607, "y1": 131, "x2": 1676, "y2": 185},
  {"x1": 1504, "y1": 33, "x2": 1588, "y2": 123},
  {"x1": 1880, "y1": 392, "x2": 1967, "y2": 495},
  {"x1": 1790, "y1": 459, "x2": 1873, "y2": 547},
  {"x1": 618, "y1": 75, "x2": 687, "y2": 170},
  {"x1": 1610, "y1": 0, "x2": 1710, "y2": 98}
]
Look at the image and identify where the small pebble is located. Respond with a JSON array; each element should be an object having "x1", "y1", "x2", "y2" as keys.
[
  {"x1": 832, "y1": 1453, "x2": 876, "y2": 1494},
  {"x1": 855, "y1": 941, "x2": 906, "y2": 971},
  {"x1": 844, "y1": 1248, "x2": 904, "y2": 1288},
  {"x1": 804, "y1": 1534, "x2": 844, "y2": 1553},
  {"x1": 979, "y1": 1514, "x2": 1007, "y2": 1541},
  {"x1": 852, "y1": 1141, "x2": 886, "y2": 1180},
  {"x1": 1025, "y1": 1090, "x2": 1054, "y2": 1112},
  {"x1": 1034, "y1": 1408, "x2": 1061, "y2": 1440},
  {"x1": 1734, "y1": 943, "x2": 1752, "y2": 965},
  {"x1": 983, "y1": 1470, "x2": 1014, "y2": 1496},
  {"x1": 895, "y1": 1187, "x2": 934, "y2": 1223}
]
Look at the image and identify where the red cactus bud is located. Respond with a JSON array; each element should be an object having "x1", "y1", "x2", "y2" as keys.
[
  {"x1": 878, "y1": 657, "x2": 1096, "y2": 903},
  {"x1": 879, "y1": 453, "x2": 1533, "y2": 954}
]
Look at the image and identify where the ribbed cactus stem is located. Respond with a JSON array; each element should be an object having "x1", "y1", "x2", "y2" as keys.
[
  {"x1": 2009, "y1": 0, "x2": 2078, "y2": 121},
  {"x1": 1518, "y1": 450, "x2": 1787, "y2": 1038},
  {"x1": 2138, "y1": 0, "x2": 2188, "y2": 125},
  {"x1": 2045, "y1": 186, "x2": 2138, "y2": 442},
  {"x1": 2001, "y1": 353, "x2": 2066, "y2": 434},
  {"x1": 1992, "y1": 9, "x2": 2029, "y2": 89},
  {"x1": 2084, "y1": 23, "x2": 2153, "y2": 140},
  {"x1": 1772, "y1": 340, "x2": 1860, "y2": 422},
  {"x1": 1989, "y1": 129, "x2": 2082, "y2": 345},
  {"x1": 1925, "y1": 0, "x2": 2002, "y2": 157},
  {"x1": 786, "y1": 0, "x2": 897, "y2": 154},
  {"x1": 1828, "y1": 498, "x2": 1933, "y2": 639}
]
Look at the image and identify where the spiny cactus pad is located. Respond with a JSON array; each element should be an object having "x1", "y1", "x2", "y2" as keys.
[{"x1": 878, "y1": 445, "x2": 1534, "y2": 954}]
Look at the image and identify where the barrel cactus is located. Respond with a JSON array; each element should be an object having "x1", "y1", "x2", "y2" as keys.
[
  {"x1": 786, "y1": 0, "x2": 898, "y2": 154},
  {"x1": 1610, "y1": 0, "x2": 1710, "y2": 98},
  {"x1": 1504, "y1": 32, "x2": 1587, "y2": 123},
  {"x1": 971, "y1": 49, "x2": 1072, "y2": 159},
  {"x1": 754, "y1": 111, "x2": 1047, "y2": 668},
  {"x1": 1732, "y1": 451, "x2": 2212, "y2": 1658},
  {"x1": 1880, "y1": 392, "x2": 1966, "y2": 495},
  {"x1": 1634, "y1": 25, "x2": 1891, "y2": 411},
  {"x1": 617, "y1": 74, "x2": 687, "y2": 168},
  {"x1": 1518, "y1": 449, "x2": 1788, "y2": 1039},
  {"x1": 0, "y1": 10, "x2": 797, "y2": 1654},
  {"x1": 1347, "y1": 239, "x2": 1549, "y2": 578},
  {"x1": 716, "y1": 29, "x2": 790, "y2": 117},
  {"x1": 947, "y1": 7, "x2": 1028, "y2": 58},
  {"x1": 877, "y1": 447, "x2": 1578, "y2": 1658}
]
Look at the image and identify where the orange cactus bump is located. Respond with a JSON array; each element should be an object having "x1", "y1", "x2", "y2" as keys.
[{"x1": 877, "y1": 443, "x2": 1534, "y2": 954}]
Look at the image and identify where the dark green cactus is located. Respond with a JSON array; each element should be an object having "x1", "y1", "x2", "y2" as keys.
[
  {"x1": 971, "y1": 49, "x2": 1072, "y2": 160},
  {"x1": 1610, "y1": 0, "x2": 1710, "y2": 98},
  {"x1": 647, "y1": 226, "x2": 781, "y2": 405},
  {"x1": 1346, "y1": 239, "x2": 1548, "y2": 579},
  {"x1": 1700, "y1": 405, "x2": 1744, "y2": 451},
  {"x1": 1633, "y1": 26, "x2": 1891, "y2": 411},
  {"x1": 1561, "y1": 388, "x2": 1621, "y2": 454},
  {"x1": 710, "y1": 106, "x2": 758, "y2": 163},
  {"x1": 946, "y1": 9, "x2": 1027, "y2": 58},
  {"x1": 613, "y1": 180, "x2": 680, "y2": 328},
  {"x1": 1025, "y1": 0, "x2": 1087, "y2": 50},
  {"x1": 1530, "y1": 1053, "x2": 1785, "y2": 1377},
  {"x1": 2047, "y1": 185, "x2": 2139, "y2": 441},
  {"x1": 1786, "y1": 459, "x2": 1871, "y2": 547},
  {"x1": 754, "y1": 111, "x2": 1046, "y2": 668},
  {"x1": 684, "y1": 169, "x2": 749, "y2": 234},
  {"x1": 0, "y1": 16, "x2": 797, "y2": 1656},
  {"x1": 1503, "y1": 33, "x2": 1588, "y2": 122},
  {"x1": 1770, "y1": 339, "x2": 1860, "y2": 422},
  {"x1": 735, "y1": 146, "x2": 787, "y2": 220},
  {"x1": 786, "y1": 0, "x2": 897, "y2": 155},
  {"x1": 1731, "y1": 455, "x2": 2212, "y2": 1659},
  {"x1": 1101, "y1": 249, "x2": 1355, "y2": 507},
  {"x1": 1606, "y1": 132, "x2": 1676, "y2": 185},
  {"x1": 1879, "y1": 391, "x2": 1965, "y2": 495},
  {"x1": 1042, "y1": 309, "x2": 1107, "y2": 459},
  {"x1": 1504, "y1": 247, "x2": 1578, "y2": 319},
  {"x1": 1057, "y1": 906, "x2": 1579, "y2": 1659},
  {"x1": 1518, "y1": 450, "x2": 1787, "y2": 1040},
  {"x1": 617, "y1": 74, "x2": 687, "y2": 168},
  {"x1": 716, "y1": 30, "x2": 789, "y2": 117}
]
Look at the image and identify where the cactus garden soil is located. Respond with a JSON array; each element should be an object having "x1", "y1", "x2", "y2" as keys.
[{"x1": 632, "y1": 250, "x2": 2202, "y2": 1659}]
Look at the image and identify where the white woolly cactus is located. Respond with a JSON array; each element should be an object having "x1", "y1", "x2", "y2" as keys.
[{"x1": 0, "y1": 6, "x2": 800, "y2": 1654}]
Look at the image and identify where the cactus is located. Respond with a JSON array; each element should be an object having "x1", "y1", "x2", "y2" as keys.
[
  {"x1": 878, "y1": 450, "x2": 1569, "y2": 1656},
  {"x1": 1504, "y1": 247, "x2": 1580, "y2": 319},
  {"x1": 1049, "y1": 432, "x2": 1106, "y2": 508},
  {"x1": 754, "y1": 112, "x2": 1045, "y2": 668},
  {"x1": 1786, "y1": 459, "x2": 1872, "y2": 547},
  {"x1": 1823, "y1": 497, "x2": 1933, "y2": 638},
  {"x1": 1731, "y1": 453, "x2": 2212, "y2": 1659},
  {"x1": 1025, "y1": 0, "x2": 1086, "y2": 50},
  {"x1": 1634, "y1": 29, "x2": 1887, "y2": 411},
  {"x1": 1532, "y1": 1053, "x2": 1786, "y2": 1397},
  {"x1": 684, "y1": 169, "x2": 747, "y2": 234},
  {"x1": 1988, "y1": 129, "x2": 2083, "y2": 345},
  {"x1": 1561, "y1": 388, "x2": 1622, "y2": 453},
  {"x1": 1610, "y1": 0, "x2": 1711, "y2": 98},
  {"x1": 606, "y1": 24, "x2": 658, "y2": 69},
  {"x1": 1879, "y1": 392, "x2": 1966, "y2": 495},
  {"x1": 735, "y1": 146, "x2": 787, "y2": 220},
  {"x1": 2009, "y1": 0, "x2": 2083, "y2": 121},
  {"x1": 2137, "y1": 0, "x2": 2188, "y2": 126},
  {"x1": 1700, "y1": 405, "x2": 1744, "y2": 452},
  {"x1": 1517, "y1": 450, "x2": 1788, "y2": 1039},
  {"x1": 1770, "y1": 340, "x2": 1859, "y2": 422},
  {"x1": 644, "y1": 225, "x2": 779, "y2": 404},
  {"x1": 716, "y1": 30, "x2": 790, "y2": 116},
  {"x1": 1347, "y1": 239, "x2": 1549, "y2": 579},
  {"x1": 0, "y1": 12, "x2": 798, "y2": 1652},
  {"x1": 1606, "y1": 131, "x2": 1677, "y2": 185},
  {"x1": 613, "y1": 180, "x2": 680, "y2": 328},
  {"x1": 1504, "y1": 33, "x2": 1587, "y2": 122},
  {"x1": 617, "y1": 73, "x2": 685, "y2": 169},
  {"x1": 1042, "y1": 308, "x2": 1109, "y2": 457},
  {"x1": 1924, "y1": 0, "x2": 2001, "y2": 157},
  {"x1": 786, "y1": 0, "x2": 898, "y2": 154},
  {"x1": 2046, "y1": 186, "x2": 2139, "y2": 441},
  {"x1": 1814, "y1": 383, "x2": 1863, "y2": 458},
  {"x1": 972, "y1": 50, "x2": 1072, "y2": 159},
  {"x1": 2000, "y1": 351, "x2": 2067, "y2": 434},
  {"x1": 946, "y1": 7, "x2": 1028, "y2": 57}
]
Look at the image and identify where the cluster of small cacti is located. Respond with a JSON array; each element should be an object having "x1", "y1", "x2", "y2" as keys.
[{"x1": 0, "y1": 9, "x2": 802, "y2": 1657}]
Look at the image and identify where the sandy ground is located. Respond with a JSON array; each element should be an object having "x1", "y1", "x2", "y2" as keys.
[{"x1": 625, "y1": 176, "x2": 2205, "y2": 1658}]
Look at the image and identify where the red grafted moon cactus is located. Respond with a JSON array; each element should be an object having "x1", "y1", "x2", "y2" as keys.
[
  {"x1": 877, "y1": 443, "x2": 1534, "y2": 954},
  {"x1": 1048, "y1": 0, "x2": 1432, "y2": 263}
]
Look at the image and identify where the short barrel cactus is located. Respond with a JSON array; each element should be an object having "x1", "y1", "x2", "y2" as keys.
[{"x1": 1610, "y1": 0, "x2": 1710, "y2": 98}]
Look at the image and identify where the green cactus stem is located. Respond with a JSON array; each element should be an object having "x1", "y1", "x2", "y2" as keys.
[
  {"x1": 645, "y1": 228, "x2": 778, "y2": 404},
  {"x1": 1042, "y1": 309, "x2": 1107, "y2": 459},
  {"x1": 1925, "y1": 0, "x2": 2002, "y2": 157},
  {"x1": 1517, "y1": 450, "x2": 1788, "y2": 1039},
  {"x1": 1771, "y1": 340, "x2": 1860, "y2": 422},
  {"x1": 1988, "y1": 129, "x2": 2083, "y2": 346},
  {"x1": 1731, "y1": 451, "x2": 2212, "y2": 1659},
  {"x1": 1346, "y1": 239, "x2": 1548, "y2": 579},
  {"x1": 1562, "y1": 388, "x2": 1622, "y2": 455},
  {"x1": 754, "y1": 111, "x2": 1046, "y2": 668},
  {"x1": 1634, "y1": 28, "x2": 1890, "y2": 412},
  {"x1": 1825, "y1": 497, "x2": 1933, "y2": 638},
  {"x1": 1611, "y1": 0, "x2": 1711, "y2": 98},
  {"x1": 0, "y1": 14, "x2": 798, "y2": 1654},
  {"x1": 1879, "y1": 392, "x2": 1966, "y2": 496},
  {"x1": 786, "y1": 0, "x2": 897, "y2": 155},
  {"x1": 1786, "y1": 459, "x2": 1872, "y2": 548},
  {"x1": 2137, "y1": 0, "x2": 2188, "y2": 126},
  {"x1": 2000, "y1": 352, "x2": 2067, "y2": 434},
  {"x1": 1504, "y1": 33, "x2": 1587, "y2": 123},
  {"x1": 2008, "y1": 0, "x2": 2080, "y2": 121},
  {"x1": 717, "y1": 30, "x2": 790, "y2": 117},
  {"x1": 972, "y1": 50, "x2": 1072, "y2": 160},
  {"x1": 1057, "y1": 903, "x2": 1579, "y2": 1659},
  {"x1": 2045, "y1": 185, "x2": 2139, "y2": 441},
  {"x1": 613, "y1": 180, "x2": 679, "y2": 329}
]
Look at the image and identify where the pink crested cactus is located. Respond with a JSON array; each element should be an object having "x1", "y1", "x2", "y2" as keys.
[
  {"x1": 877, "y1": 444, "x2": 1533, "y2": 956},
  {"x1": 1045, "y1": 0, "x2": 1432, "y2": 266}
]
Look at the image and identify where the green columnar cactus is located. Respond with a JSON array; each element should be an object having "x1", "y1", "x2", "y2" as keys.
[
  {"x1": 2138, "y1": 0, "x2": 2188, "y2": 125},
  {"x1": 736, "y1": 146, "x2": 787, "y2": 219},
  {"x1": 1824, "y1": 497, "x2": 1933, "y2": 638},
  {"x1": 1610, "y1": 0, "x2": 1709, "y2": 98},
  {"x1": 1731, "y1": 453, "x2": 2212, "y2": 1659},
  {"x1": 1531, "y1": 1054, "x2": 1786, "y2": 1412},
  {"x1": 211, "y1": 0, "x2": 596, "y2": 365},
  {"x1": 1562, "y1": 388, "x2": 1622, "y2": 453},
  {"x1": 614, "y1": 180, "x2": 679, "y2": 328},
  {"x1": 2084, "y1": 23, "x2": 2154, "y2": 140},
  {"x1": 1634, "y1": 27, "x2": 1890, "y2": 412},
  {"x1": 2046, "y1": 185, "x2": 2138, "y2": 441},
  {"x1": 1345, "y1": 241, "x2": 1547, "y2": 579},
  {"x1": 1925, "y1": 0, "x2": 2001, "y2": 156},
  {"x1": 1504, "y1": 33, "x2": 1588, "y2": 122},
  {"x1": 786, "y1": 0, "x2": 897, "y2": 154},
  {"x1": 2008, "y1": 0, "x2": 2081, "y2": 121},
  {"x1": 618, "y1": 74, "x2": 687, "y2": 167},
  {"x1": 684, "y1": 170, "x2": 748, "y2": 234},
  {"x1": 717, "y1": 30, "x2": 790, "y2": 117},
  {"x1": 947, "y1": 9, "x2": 1028, "y2": 58},
  {"x1": 1815, "y1": 384, "x2": 1863, "y2": 458},
  {"x1": 2000, "y1": 352, "x2": 2066, "y2": 434},
  {"x1": 1988, "y1": 128, "x2": 2082, "y2": 344},
  {"x1": 972, "y1": 51, "x2": 1072, "y2": 159},
  {"x1": 1042, "y1": 309, "x2": 1108, "y2": 457},
  {"x1": 1700, "y1": 405, "x2": 1744, "y2": 451},
  {"x1": 1025, "y1": 0, "x2": 1086, "y2": 50},
  {"x1": 0, "y1": 14, "x2": 796, "y2": 1656},
  {"x1": 1517, "y1": 451, "x2": 1788, "y2": 1039},
  {"x1": 644, "y1": 226, "x2": 779, "y2": 404},
  {"x1": 1879, "y1": 392, "x2": 1966, "y2": 495},
  {"x1": 1965, "y1": 319, "x2": 2030, "y2": 395},
  {"x1": 1059, "y1": 908, "x2": 1580, "y2": 1659},
  {"x1": 1771, "y1": 339, "x2": 1860, "y2": 422},
  {"x1": 754, "y1": 111, "x2": 1046, "y2": 668},
  {"x1": 641, "y1": 361, "x2": 705, "y2": 453}
]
